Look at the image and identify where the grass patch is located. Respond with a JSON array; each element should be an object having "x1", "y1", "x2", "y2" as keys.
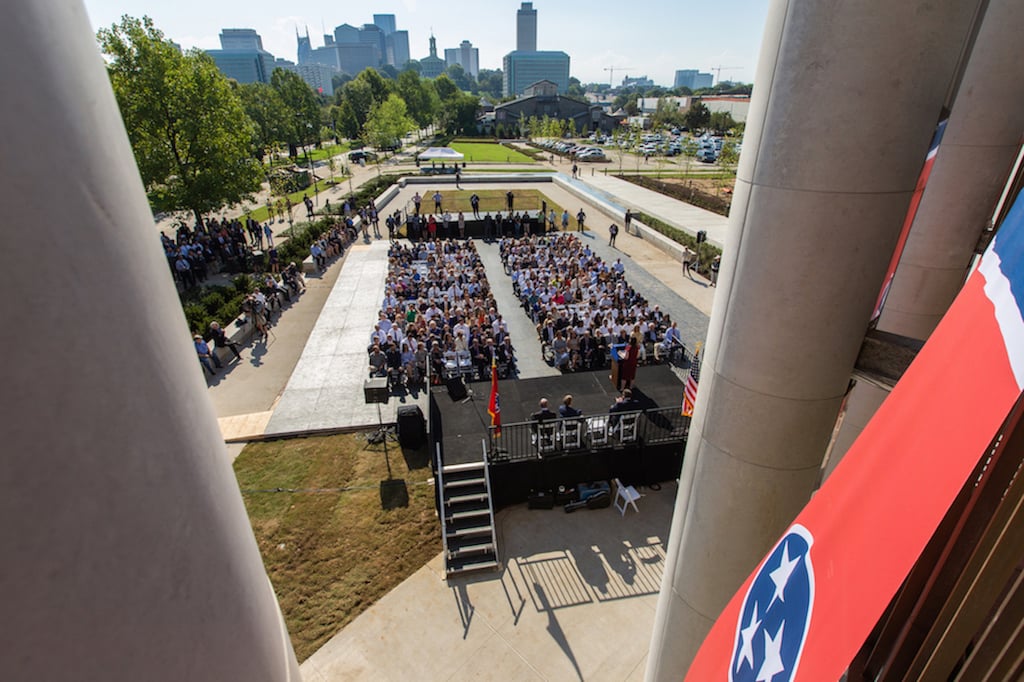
[
  {"x1": 234, "y1": 432, "x2": 441, "y2": 662},
  {"x1": 243, "y1": 179, "x2": 343, "y2": 223},
  {"x1": 449, "y1": 141, "x2": 534, "y2": 164}
]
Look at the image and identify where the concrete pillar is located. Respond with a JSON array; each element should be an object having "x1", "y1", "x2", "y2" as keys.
[
  {"x1": 878, "y1": 0, "x2": 1024, "y2": 340},
  {"x1": 0, "y1": 3, "x2": 300, "y2": 680},
  {"x1": 820, "y1": 380, "x2": 891, "y2": 482},
  {"x1": 646, "y1": 1, "x2": 983, "y2": 678}
]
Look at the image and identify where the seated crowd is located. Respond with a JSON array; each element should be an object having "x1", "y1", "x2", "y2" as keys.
[
  {"x1": 500, "y1": 233, "x2": 684, "y2": 372},
  {"x1": 367, "y1": 239, "x2": 518, "y2": 390}
]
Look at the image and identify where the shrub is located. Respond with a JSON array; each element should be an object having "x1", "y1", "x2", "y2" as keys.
[{"x1": 634, "y1": 211, "x2": 722, "y2": 277}]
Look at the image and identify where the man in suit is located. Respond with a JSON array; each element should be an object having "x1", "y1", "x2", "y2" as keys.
[
  {"x1": 531, "y1": 398, "x2": 557, "y2": 422},
  {"x1": 559, "y1": 394, "x2": 582, "y2": 418}
]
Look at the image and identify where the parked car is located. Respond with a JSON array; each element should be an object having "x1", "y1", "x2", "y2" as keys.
[
  {"x1": 349, "y1": 150, "x2": 378, "y2": 162},
  {"x1": 577, "y1": 149, "x2": 606, "y2": 161}
]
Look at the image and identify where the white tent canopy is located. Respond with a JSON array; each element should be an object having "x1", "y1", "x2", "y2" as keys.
[{"x1": 417, "y1": 147, "x2": 465, "y2": 161}]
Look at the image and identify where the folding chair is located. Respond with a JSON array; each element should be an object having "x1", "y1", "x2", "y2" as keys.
[
  {"x1": 588, "y1": 415, "x2": 609, "y2": 447},
  {"x1": 613, "y1": 478, "x2": 642, "y2": 516},
  {"x1": 619, "y1": 413, "x2": 639, "y2": 444},
  {"x1": 561, "y1": 420, "x2": 583, "y2": 450},
  {"x1": 536, "y1": 422, "x2": 557, "y2": 455}
]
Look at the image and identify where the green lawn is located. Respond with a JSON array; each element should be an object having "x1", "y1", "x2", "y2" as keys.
[
  {"x1": 404, "y1": 188, "x2": 569, "y2": 217},
  {"x1": 449, "y1": 141, "x2": 535, "y2": 164},
  {"x1": 242, "y1": 178, "x2": 342, "y2": 223},
  {"x1": 234, "y1": 433, "x2": 440, "y2": 662}
]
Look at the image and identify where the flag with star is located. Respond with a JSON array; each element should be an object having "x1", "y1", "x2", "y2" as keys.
[{"x1": 686, "y1": 189, "x2": 1024, "y2": 679}]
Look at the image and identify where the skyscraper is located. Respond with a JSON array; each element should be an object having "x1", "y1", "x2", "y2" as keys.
[
  {"x1": 517, "y1": 2, "x2": 537, "y2": 52},
  {"x1": 444, "y1": 40, "x2": 480, "y2": 78},
  {"x1": 206, "y1": 28, "x2": 276, "y2": 84},
  {"x1": 372, "y1": 14, "x2": 396, "y2": 35},
  {"x1": 388, "y1": 31, "x2": 410, "y2": 68}
]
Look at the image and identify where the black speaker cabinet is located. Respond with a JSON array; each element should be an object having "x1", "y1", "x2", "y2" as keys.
[
  {"x1": 364, "y1": 377, "x2": 389, "y2": 404},
  {"x1": 446, "y1": 376, "x2": 468, "y2": 401},
  {"x1": 397, "y1": 405, "x2": 426, "y2": 449}
]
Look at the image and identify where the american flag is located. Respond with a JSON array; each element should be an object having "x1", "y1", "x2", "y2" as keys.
[{"x1": 682, "y1": 353, "x2": 701, "y2": 417}]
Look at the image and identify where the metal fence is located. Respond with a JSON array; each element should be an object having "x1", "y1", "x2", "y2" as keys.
[{"x1": 486, "y1": 405, "x2": 690, "y2": 464}]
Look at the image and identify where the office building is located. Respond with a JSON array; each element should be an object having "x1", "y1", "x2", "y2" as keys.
[
  {"x1": 517, "y1": 2, "x2": 538, "y2": 52},
  {"x1": 444, "y1": 40, "x2": 479, "y2": 78},
  {"x1": 674, "y1": 69, "x2": 714, "y2": 90},
  {"x1": 206, "y1": 28, "x2": 276, "y2": 84},
  {"x1": 420, "y1": 34, "x2": 446, "y2": 79},
  {"x1": 372, "y1": 14, "x2": 396, "y2": 36},
  {"x1": 502, "y1": 50, "x2": 569, "y2": 96},
  {"x1": 281, "y1": 62, "x2": 338, "y2": 96},
  {"x1": 622, "y1": 75, "x2": 654, "y2": 88},
  {"x1": 388, "y1": 30, "x2": 410, "y2": 68}
]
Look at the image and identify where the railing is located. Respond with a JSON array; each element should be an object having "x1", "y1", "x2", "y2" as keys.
[{"x1": 485, "y1": 405, "x2": 690, "y2": 464}]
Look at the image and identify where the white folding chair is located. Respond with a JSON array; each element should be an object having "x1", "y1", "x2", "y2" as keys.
[
  {"x1": 536, "y1": 422, "x2": 557, "y2": 455},
  {"x1": 613, "y1": 478, "x2": 642, "y2": 516},
  {"x1": 619, "y1": 413, "x2": 639, "y2": 443},
  {"x1": 561, "y1": 420, "x2": 582, "y2": 450},
  {"x1": 588, "y1": 415, "x2": 609, "y2": 447}
]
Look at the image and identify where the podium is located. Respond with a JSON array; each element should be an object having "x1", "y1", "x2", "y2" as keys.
[{"x1": 610, "y1": 343, "x2": 626, "y2": 389}]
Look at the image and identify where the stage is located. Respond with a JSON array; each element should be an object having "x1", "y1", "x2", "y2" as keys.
[{"x1": 430, "y1": 364, "x2": 690, "y2": 507}]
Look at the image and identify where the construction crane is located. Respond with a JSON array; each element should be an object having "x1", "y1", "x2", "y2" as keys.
[
  {"x1": 709, "y1": 65, "x2": 741, "y2": 85},
  {"x1": 604, "y1": 66, "x2": 633, "y2": 88}
]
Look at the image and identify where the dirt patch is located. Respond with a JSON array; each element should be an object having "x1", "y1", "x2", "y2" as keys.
[{"x1": 618, "y1": 175, "x2": 735, "y2": 216}]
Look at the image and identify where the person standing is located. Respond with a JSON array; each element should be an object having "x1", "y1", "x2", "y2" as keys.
[
  {"x1": 616, "y1": 338, "x2": 640, "y2": 391},
  {"x1": 682, "y1": 247, "x2": 694, "y2": 279},
  {"x1": 710, "y1": 255, "x2": 721, "y2": 286},
  {"x1": 571, "y1": 163, "x2": 578, "y2": 179},
  {"x1": 458, "y1": 211, "x2": 466, "y2": 239},
  {"x1": 263, "y1": 222, "x2": 274, "y2": 247},
  {"x1": 433, "y1": 190, "x2": 443, "y2": 214},
  {"x1": 455, "y1": 169, "x2": 462, "y2": 189},
  {"x1": 624, "y1": 209, "x2": 633, "y2": 235},
  {"x1": 576, "y1": 208, "x2": 586, "y2": 232},
  {"x1": 561, "y1": 209, "x2": 570, "y2": 232},
  {"x1": 506, "y1": 190, "x2": 514, "y2": 212},
  {"x1": 413, "y1": 191, "x2": 422, "y2": 215},
  {"x1": 608, "y1": 223, "x2": 619, "y2": 247},
  {"x1": 470, "y1": 193, "x2": 480, "y2": 219},
  {"x1": 548, "y1": 208, "x2": 557, "y2": 232}
]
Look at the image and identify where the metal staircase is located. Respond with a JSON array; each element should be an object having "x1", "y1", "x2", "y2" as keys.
[{"x1": 437, "y1": 446, "x2": 499, "y2": 578}]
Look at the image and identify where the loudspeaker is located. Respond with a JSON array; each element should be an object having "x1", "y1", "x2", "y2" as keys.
[
  {"x1": 364, "y1": 377, "x2": 389, "y2": 404},
  {"x1": 446, "y1": 376, "x2": 467, "y2": 401},
  {"x1": 397, "y1": 405, "x2": 425, "y2": 450}
]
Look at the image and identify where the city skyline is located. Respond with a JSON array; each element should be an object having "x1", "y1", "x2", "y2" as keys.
[{"x1": 83, "y1": 0, "x2": 770, "y2": 87}]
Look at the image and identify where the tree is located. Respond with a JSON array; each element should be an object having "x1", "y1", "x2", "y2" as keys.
[
  {"x1": 652, "y1": 99, "x2": 685, "y2": 130},
  {"x1": 270, "y1": 68, "x2": 320, "y2": 158},
  {"x1": 396, "y1": 70, "x2": 438, "y2": 131},
  {"x1": 684, "y1": 101, "x2": 711, "y2": 133},
  {"x1": 98, "y1": 16, "x2": 262, "y2": 225},
  {"x1": 709, "y1": 111, "x2": 737, "y2": 135},
  {"x1": 379, "y1": 64, "x2": 399, "y2": 80},
  {"x1": 567, "y1": 77, "x2": 585, "y2": 98},
  {"x1": 476, "y1": 68, "x2": 503, "y2": 100},
  {"x1": 444, "y1": 63, "x2": 474, "y2": 92},
  {"x1": 362, "y1": 94, "x2": 415, "y2": 154},
  {"x1": 718, "y1": 139, "x2": 741, "y2": 170},
  {"x1": 237, "y1": 82, "x2": 289, "y2": 164}
]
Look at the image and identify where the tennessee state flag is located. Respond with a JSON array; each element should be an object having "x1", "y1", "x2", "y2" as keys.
[
  {"x1": 685, "y1": 192, "x2": 1024, "y2": 681},
  {"x1": 487, "y1": 354, "x2": 501, "y2": 436}
]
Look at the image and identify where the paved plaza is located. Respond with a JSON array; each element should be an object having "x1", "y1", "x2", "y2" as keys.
[{"x1": 205, "y1": 155, "x2": 728, "y2": 678}]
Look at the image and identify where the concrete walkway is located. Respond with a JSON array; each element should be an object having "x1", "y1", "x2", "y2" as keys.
[{"x1": 301, "y1": 483, "x2": 678, "y2": 682}]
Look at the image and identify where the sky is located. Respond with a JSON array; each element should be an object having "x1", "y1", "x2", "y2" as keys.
[{"x1": 82, "y1": 0, "x2": 771, "y2": 87}]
